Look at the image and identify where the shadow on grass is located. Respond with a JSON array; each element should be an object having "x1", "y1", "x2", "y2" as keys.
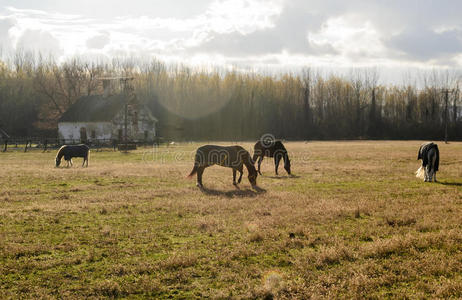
[
  {"x1": 267, "y1": 174, "x2": 301, "y2": 179},
  {"x1": 199, "y1": 185, "x2": 266, "y2": 198},
  {"x1": 437, "y1": 181, "x2": 462, "y2": 186}
]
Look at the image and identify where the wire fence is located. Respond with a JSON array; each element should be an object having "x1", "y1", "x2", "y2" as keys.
[{"x1": 0, "y1": 137, "x2": 166, "y2": 152}]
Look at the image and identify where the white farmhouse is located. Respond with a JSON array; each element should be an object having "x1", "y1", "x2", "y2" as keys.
[{"x1": 58, "y1": 93, "x2": 157, "y2": 144}]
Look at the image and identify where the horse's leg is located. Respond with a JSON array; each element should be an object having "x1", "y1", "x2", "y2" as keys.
[
  {"x1": 237, "y1": 165, "x2": 243, "y2": 183},
  {"x1": 274, "y1": 155, "x2": 281, "y2": 175},
  {"x1": 70, "y1": 159, "x2": 73, "y2": 167},
  {"x1": 82, "y1": 157, "x2": 85, "y2": 167},
  {"x1": 196, "y1": 166, "x2": 205, "y2": 188},
  {"x1": 433, "y1": 172, "x2": 437, "y2": 182},
  {"x1": 232, "y1": 168, "x2": 237, "y2": 185},
  {"x1": 257, "y1": 156, "x2": 263, "y2": 175}
]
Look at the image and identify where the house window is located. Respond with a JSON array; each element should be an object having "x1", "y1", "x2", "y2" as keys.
[
  {"x1": 91, "y1": 130, "x2": 96, "y2": 139},
  {"x1": 80, "y1": 127, "x2": 87, "y2": 143}
]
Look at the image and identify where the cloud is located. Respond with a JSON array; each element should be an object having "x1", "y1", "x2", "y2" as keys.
[
  {"x1": 0, "y1": 16, "x2": 17, "y2": 52},
  {"x1": 16, "y1": 29, "x2": 62, "y2": 56},
  {"x1": 190, "y1": 1, "x2": 327, "y2": 57},
  {"x1": 86, "y1": 32, "x2": 110, "y2": 49},
  {"x1": 387, "y1": 28, "x2": 462, "y2": 62}
]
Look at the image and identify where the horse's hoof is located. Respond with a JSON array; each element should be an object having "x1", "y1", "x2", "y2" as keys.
[
  {"x1": 233, "y1": 182, "x2": 237, "y2": 186},
  {"x1": 196, "y1": 183, "x2": 203, "y2": 188}
]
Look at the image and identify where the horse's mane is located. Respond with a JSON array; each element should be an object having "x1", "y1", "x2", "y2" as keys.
[{"x1": 56, "y1": 145, "x2": 66, "y2": 159}]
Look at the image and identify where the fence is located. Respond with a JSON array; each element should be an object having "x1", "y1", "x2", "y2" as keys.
[{"x1": 0, "y1": 137, "x2": 165, "y2": 152}]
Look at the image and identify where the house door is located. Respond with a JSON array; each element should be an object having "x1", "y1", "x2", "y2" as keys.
[
  {"x1": 80, "y1": 127, "x2": 87, "y2": 143},
  {"x1": 118, "y1": 129, "x2": 123, "y2": 142}
]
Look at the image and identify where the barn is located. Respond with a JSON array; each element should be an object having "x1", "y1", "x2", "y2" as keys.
[{"x1": 58, "y1": 93, "x2": 157, "y2": 144}]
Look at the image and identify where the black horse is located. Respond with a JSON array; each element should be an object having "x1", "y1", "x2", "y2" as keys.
[
  {"x1": 188, "y1": 145, "x2": 258, "y2": 188},
  {"x1": 55, "y1": 144, "x2": 90, "y2": 167},
  {"x1": 416, "y1": 142, "x2": 439, "y2": 182},
  {"x1": 253, "y1": 140, "x2": 291, "y2": 175}
]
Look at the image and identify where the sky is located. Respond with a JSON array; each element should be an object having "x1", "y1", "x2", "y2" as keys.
[{"x1": 1, "y1": 0, "x2": 461, "y2": 83}]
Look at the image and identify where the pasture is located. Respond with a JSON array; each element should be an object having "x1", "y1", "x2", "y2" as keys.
[{"x1": 1, "y1": 141, "x2": 462, "y2": 298}]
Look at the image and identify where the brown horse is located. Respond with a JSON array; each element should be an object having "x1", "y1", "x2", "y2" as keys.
[
  {"x1": 253, "y1": 140, "x2": 291, "y2": 175},
  {"x1": 188, "y1": 145, "x2": 257, "y2": 188}
]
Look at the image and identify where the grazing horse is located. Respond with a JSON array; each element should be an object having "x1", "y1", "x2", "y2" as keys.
[
  {"x1": 188, "y1": 145, "x2": 258, "y2": 188},
  {"x1": 55, "y1": 144, "x2": 90, "y2": 167},
  {"x1": 253, "y1": 140, "x2": 291, "y2": 175},
  {"x1": 416, "y1": 142, "x2": 439, "y2": 182}
]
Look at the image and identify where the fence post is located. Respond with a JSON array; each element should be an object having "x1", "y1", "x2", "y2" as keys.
[
  {"x1": 3, "y1": 140, "x2": 7, "y2": 152},
  {"x1": 43, "y1": 139, "x2": 48, "y2": 152},
  {"x1": 24, "y1": 139, "x2": 28, "y2": 152}
]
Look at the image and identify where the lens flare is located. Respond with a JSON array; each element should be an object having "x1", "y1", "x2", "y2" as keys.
[{"x1": 262, "y1": 270, "x2": 283, "y2": 292}]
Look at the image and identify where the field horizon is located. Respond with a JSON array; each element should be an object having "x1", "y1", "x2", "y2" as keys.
[{"x1": 1, "y1": 140, "x2": 462, "y2": 298}]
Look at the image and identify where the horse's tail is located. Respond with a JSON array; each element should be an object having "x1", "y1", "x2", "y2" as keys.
[
  {"x1": 415, "y1": 166, "x2": 425, "y2": 179},
  {"x1": 187, "y1": 165, "x2": 198, "y2": 178}
]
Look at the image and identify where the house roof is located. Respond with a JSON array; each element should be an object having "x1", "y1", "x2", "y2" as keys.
[
  {"x1": 0, "y1": 128, "x2": 9, "y2": 138},
  {"x1": 59, "y1": 94, "x2": 127, "y2": 122},
  {"x1": 59, "y1": 94, "x2": 157, "y2": 123}
]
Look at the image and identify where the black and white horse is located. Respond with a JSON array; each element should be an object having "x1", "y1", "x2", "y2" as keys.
[
  {"x1": 188, "y1": 145, "x2": 258, "y2": 188},
  {"x1": 252, "y1": 140, "x2": 291, "y2": 175},
  {"x1": 416, "y1": 142, "x2": 439, "y2": 182},
  {"x1": 55, "y1": 144, "x2": 90, "y2": 167}
]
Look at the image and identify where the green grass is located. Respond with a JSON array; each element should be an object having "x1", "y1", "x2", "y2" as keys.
[{"x1": 1, "y1": 141, "x2": 462, "y2": 298}]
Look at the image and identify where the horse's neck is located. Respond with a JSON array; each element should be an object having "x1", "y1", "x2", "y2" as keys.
[{"x1": 244, "y1": 161, "x2": 256, "y2": 173}]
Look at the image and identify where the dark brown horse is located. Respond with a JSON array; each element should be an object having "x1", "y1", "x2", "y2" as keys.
[
  {"x1": 253, "y1": 140, "x2": 291, "y2": 175},
  {"x1": 55, "y1": 144, "x2": 90, "y2": 167},
  {"x1": 188, "y1": 145, "x2": 257, "y2": 188}
]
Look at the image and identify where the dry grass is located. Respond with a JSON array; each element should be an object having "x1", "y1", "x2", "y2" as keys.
[{"x1": 1, "y1": 141, "x2": 462, "y2": 298}]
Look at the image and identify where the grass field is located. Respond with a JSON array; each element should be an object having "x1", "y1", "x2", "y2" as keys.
[{"x1": 1, "y1": 141, "x2": 462, "y2": 299}]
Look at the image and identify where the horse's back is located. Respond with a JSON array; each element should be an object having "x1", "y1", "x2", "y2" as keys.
[
  {"x1": 254, "y1": 140, "x2": 286, "y2": 157},
  {"x1": 195, "y1": 144, "x2": 248, "y2": 166},
  {"x1": 61, "y1": 144, "x2": 89, "y2": 157},
  {"x1": 419, "y1": 142, "x2": 438, "y2": 170}
]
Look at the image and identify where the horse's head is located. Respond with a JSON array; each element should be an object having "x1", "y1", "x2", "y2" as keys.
[
  {"x1": 248, "y1": 170, "x2": 257, "y2": 187},
  {"x1": 55, "y1": 146, "x2": 64, "y2": 167},
  {"x1": 284, "y1": 157, "x2": 291, "y2": 175},
  {"x1": 55, "y1": 156, "x2": 61, "y2": 167}
]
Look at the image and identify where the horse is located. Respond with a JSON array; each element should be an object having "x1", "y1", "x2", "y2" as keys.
[
  {"x1": 188, "y1": 145, "x2": 258, "y2": 188},
  {"x1": 416, "y1": 142, "x2": 439, "y2": 182},
  {"x1": 252, "y1": 140, "x2": 291, "y2": 175},
  {"x1": 55, "y1": 144, "x2": 90, "y2": 167}
]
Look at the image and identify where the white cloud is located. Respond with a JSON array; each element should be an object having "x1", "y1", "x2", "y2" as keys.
[
  {"x1": 16, "y1": 29, "x2": 62, "y2": 56},
  {"x1": 86, "y1": 32, "x2": 110, "y2": 49},
  {"x1": 308, "y1": 16, "x2": 388, "y2": 63}
]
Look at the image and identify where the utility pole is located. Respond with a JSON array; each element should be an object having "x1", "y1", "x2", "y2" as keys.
[{"x1": 441, "y1": 89, "x2": 455, "y2": 144}]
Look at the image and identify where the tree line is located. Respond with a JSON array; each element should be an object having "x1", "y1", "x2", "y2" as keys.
[{"x1": 0, "y1": 51, "x2": 461, "y2": 141}]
